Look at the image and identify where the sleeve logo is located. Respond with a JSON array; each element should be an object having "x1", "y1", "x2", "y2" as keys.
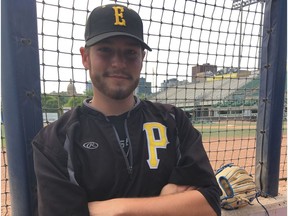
[{"x1": 143, "y1": 122, "x2": 169, "y2": 169}]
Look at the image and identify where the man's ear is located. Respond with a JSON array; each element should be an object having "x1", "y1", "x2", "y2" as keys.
[
  {"x1": 142, "y1": 50, "x2": 146, "y2": 60},
  {"x1": 80, "y1": 47, "x2": 90, "y2": 70}
]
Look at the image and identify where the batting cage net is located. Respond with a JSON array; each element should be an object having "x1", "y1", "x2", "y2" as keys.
[{"x1": 1, "y1": 0, "x2": 287, "y2": 215}]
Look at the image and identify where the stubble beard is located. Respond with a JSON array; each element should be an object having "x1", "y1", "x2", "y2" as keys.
[{"x1": 93, "y1": 72, "x2": 139, "y2": 100}]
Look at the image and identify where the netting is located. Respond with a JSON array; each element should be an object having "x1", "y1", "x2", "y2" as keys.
[{"x1": 1, "y1": 0, "x2": 287, "y2": 214}]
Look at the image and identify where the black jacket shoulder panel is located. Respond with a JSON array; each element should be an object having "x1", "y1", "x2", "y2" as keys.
[{"x1": 32, "y1": 107, "x2": 82, "y2": 159}]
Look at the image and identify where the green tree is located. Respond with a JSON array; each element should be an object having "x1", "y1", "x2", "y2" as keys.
[
  {"x1": 84, "y1": 89, "x2": 93, "y2": 97},
  {"x1": 65, "y1": 96, "x2": 86, "y2": 108},
  {"x1": 41, "y1": 95, "x2": 59, "y2": 112}
]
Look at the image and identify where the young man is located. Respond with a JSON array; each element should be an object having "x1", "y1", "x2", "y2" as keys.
[{"x1": 33, "y1": 4, "x2": 221, "y2": 216}]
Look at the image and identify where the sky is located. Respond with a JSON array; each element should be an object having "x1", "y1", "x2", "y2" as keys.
[{"x1": 36, "y1": 0, "x2": 265, "y2": 94}]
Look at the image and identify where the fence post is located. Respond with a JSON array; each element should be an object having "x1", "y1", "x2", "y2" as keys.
[
  {"x1": 255, "y1": 0, "x2": 287, "y2": 196},
  {"x1": 1, "y1": 0, "x2": 43, "y2": 215}
]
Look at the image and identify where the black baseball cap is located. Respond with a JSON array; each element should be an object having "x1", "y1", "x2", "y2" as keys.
[{"x1": 85, "y1": 4, "x2": 152, "y2": 51}]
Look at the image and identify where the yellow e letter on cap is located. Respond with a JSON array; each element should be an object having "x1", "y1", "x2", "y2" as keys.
[{"x1": 112, "y1": 6, "x2": 126, "y2": 26}]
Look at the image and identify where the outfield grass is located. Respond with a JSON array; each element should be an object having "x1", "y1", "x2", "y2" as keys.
[
  {"x1": 200, "y1": 128, "x2": 257, "y2": 140},
  {"x1": 193, "y1": 120, "x2": 287, "y2": 140}
]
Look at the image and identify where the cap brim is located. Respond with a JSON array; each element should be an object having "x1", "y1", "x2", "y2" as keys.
[{"x1": 86, "y1": 32, "x2": 152, "y2": 51}]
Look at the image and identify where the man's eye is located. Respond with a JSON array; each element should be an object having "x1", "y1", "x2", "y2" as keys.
[
  {"x1": 126, "y1": 50, "x2": 138, "y2": 56},
  {"x1": 98, "y1": 47, "x2": 112, "y2": 53}
]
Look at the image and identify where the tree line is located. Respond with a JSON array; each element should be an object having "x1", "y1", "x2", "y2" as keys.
[
  {"x1": 42, "y1": 90, "x2": 147, "y2": 114},
  {"x1": 41, "y1": 90, "x2": 93, "y2": 113}
]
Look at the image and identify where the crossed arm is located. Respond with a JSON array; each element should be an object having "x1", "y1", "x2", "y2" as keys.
[{"x1": 88, "y1": 184, "x2": 217, "y2": 216}]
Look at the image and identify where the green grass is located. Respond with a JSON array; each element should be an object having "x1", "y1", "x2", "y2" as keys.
[
  {"x1": 199, "y1": 128, "x2": 257, "y2": 139},
  {"x1": 193, "y1": 121, "x2": 287, "y2": 140}
]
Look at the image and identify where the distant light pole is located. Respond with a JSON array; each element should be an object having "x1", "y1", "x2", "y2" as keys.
[{"x1": 232, "y1": 0, "x2": 265, "y2": 73}]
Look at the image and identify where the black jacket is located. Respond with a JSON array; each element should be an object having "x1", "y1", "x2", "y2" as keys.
[{"x1": 33, "y1": 98, "x2": 221, "y2": 216}]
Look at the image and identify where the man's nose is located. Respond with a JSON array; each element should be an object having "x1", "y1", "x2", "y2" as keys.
[{"x1": 111, "y1": 51, "x2": 126, "y2": 69}]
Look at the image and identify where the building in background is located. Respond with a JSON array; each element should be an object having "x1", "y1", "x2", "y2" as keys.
[
  {"x1": 160, "y1": 78, "x2": 188, "y2": 91},
  {"x1": 135, "y1": 77, "x2": 152, "y2": 96},
  {"x1": 192, "y1": 63, "x2": 217, "y2": 79}
]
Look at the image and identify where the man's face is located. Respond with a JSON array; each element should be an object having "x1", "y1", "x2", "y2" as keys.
[{"x1": 81, "y1": 36, "x2": 145, "y2": 100}]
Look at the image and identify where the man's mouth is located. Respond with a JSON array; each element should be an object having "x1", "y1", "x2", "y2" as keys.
[{"x1": 105, "y1": 72, "x2": 132, "y2": 80}]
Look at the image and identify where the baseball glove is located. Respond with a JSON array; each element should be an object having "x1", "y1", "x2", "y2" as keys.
[{"x1": 215, "y1": 163, "x2": 259, "y2": 210}]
